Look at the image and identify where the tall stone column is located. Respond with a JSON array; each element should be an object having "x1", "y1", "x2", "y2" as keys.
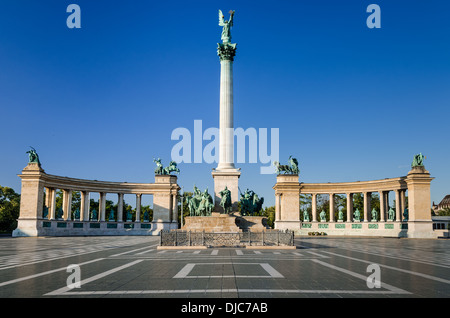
[
  {"x1": 49, "y1": 188, "x2": 56, "y2": 220},
  {"x1": 395, "y1": 190, "x2": 401, "y2": 222},
  {"x1": 212, "y1": 31, "x2": 240, "y2": 212},
  {"x1": 63, "y1": 189, "x2": 72, "y2": 221},
  {"x1": 117, "y1": 193, "x2": 124, "y2": 222},
  {"x1": 379, "y1": 191, "x2": 385, "y2": 222},
  {"x1": 311, "y1": 193, "x2": 317, "y2": 222},
  {"x1": 400, "y1": 190, "x2": 406, "y2": 221},
  {"x1": 99, "y1": 192, "x2": 106, "y2": 222},
  {"x1": 80, "y1": 191, "x2": 89, "y2": 221},
  {"x1": 44, "y1": 187, "x2": 51, "y2": 216},
  {"x1": 329, "y1": 193, "x2": 335, "y2": 222},
  {"x1": 135, "y1": 194, "x2": 142, "y2": 223},
  {"x1": 172, "y1": 193, "x2": 178, "y2": 224},
  {"x1": 346, "y1": 193, "x2": 353, "y2": 223},
  {"x1": 363, "y1": 192, "x2": 371, "y2": 222}
]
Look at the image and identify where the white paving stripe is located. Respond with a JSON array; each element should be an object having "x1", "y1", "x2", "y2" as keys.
[
  {"x1": 321, "y1": 250, "x2": 450, "y2": 285},
  {"x1": 134, "y1": 248, "x2": 156, "y2": 255},
  {"x1": 311, "y1": 259, "x2": 410, "y2": 294},
  {"x1": 60, "y1": 288, "x2": 408, "y2": 296},
  {"x1": 45, "y1": 260, "x2": 144, "y2": 296},
  {"x1": 172, "y1": 263, "x2": 284, "y2": 279},
  {"x1": 0, "y1": 258, "x2": 105, "y2": 287}
]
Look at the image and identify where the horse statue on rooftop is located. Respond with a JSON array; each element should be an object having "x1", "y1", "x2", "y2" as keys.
[{"x1": 274, "y1": 156, "x2": 299, "y2": 175}]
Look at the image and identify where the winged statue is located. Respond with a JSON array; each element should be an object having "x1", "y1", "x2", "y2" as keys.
[{"x1": 218, "y1": 9, "x2": 235, "y2": 43}]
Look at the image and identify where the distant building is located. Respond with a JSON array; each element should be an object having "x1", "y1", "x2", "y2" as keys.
[
  {"x1": 432, "y1": 216, "x2": 450, "y2": 232},
  {"x1": 432, "y1": 195, "x2": 450, "y2": 214}
]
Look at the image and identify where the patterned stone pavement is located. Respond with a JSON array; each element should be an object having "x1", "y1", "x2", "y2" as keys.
[{"x1": 0, "y1": 236, "x2": 448, "y2": 299}]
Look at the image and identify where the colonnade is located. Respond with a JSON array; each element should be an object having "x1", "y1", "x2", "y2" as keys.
[
  {"x1": 13, "y1": 163, "x2": 180, "y2": 237},
  {"x1": 298, "y1": 189, "x2": 408, "y2": 223},
  {"x1": 42, "y1": 189, "x2": 178, "y2": 224},
  {"x1": 273, "y1": 165, "x2": 435, "y2": 238}
]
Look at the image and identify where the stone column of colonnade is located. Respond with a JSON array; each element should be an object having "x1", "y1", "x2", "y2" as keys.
[
  {"x1": 288, "y1": 189, "x2": 409, "y2": 225},
  {"x1": 62, "y1": 189, "x2": 72, "y2": 221},
  {"x1": 43, "y1": 190, "x2": 159, "y2": 223},
  {"x1": 40, "y1": 188, "x2": 166, "y2": 224},
  {"x1": 311, "y1": 193, "x2": 317, "y2": 222},
  {"x1": 80, "y1": 191, "x2": 90, "y2": 221},
  {"x1": 346, "y1": 193, "x2": 353, "y2": 222},
  {"x1": 117, "y1": 193, "x2": 124, "y2": 222},
  {"x1": 135, "y1": 194, "x2": 142, "y2": 223}
]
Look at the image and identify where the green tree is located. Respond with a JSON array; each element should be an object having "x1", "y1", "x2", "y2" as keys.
[
  {"x1": 140, "y1": 205, "x2": 153, "y2": 222},
  {"x1": 437, "y1": 207, "x2": 450, "y2": 216},
  {"x1": 0, "y1": 186, "x2": 21, "y2": 232},
  {"x1": 262, "y1": 206, "x2": 275, "y2": 228},
  {"x1": 54, "y1": 190, "x2": 81, "y2": 219}
]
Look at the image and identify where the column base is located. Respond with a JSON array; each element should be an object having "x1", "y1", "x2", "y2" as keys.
[
  {"x1": 275, "y1": 220, "x2": 301, "y2": 231},
  {"x1": 406, "y1": 221, "x2": 437, "y2": 238},
  {"x1": 12, "y1": 218, "x2": 43, "y2": 237}
]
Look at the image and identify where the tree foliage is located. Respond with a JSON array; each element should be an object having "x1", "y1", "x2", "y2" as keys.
[{"x1": 0, "y1": 186, "x2": 20, "y2": 232}]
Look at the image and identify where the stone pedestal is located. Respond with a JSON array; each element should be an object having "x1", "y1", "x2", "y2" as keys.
[
  {"x1": 182, "y1": 212, "x2": 269, "y2": 233},
  {"x1": 405, "y1": 166, "x2": 435, "y2": 238},
  {"x1": 211, "y1": 169, "x2": 241, "y2": 212},
  {"x1": 273, "y1": 174, "x2": 301, "y2": 231},
  {"x1": 182, "y1": 213, "x2": 240, "y2": 232},
  {"x1": 151, "y1": 174, "x2": 179, "y2": 232},
  {"x1": 235, "y1": 215, "x2": 270, "y2": 231},
  {"x1": 12, "y1": 163, "x2": 45, "y2": 237}
]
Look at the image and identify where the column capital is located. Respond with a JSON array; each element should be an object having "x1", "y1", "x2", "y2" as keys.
[{"x1": 217, "y1": 42, "x2": 237, "y2": 61}]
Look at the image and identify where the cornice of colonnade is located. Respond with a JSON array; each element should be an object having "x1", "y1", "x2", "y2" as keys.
[
  {"x1": 18, "y1": 163, "x2": 180, "y2": 194},
  {"x1": 273, "y1": 174, "x2": 409, "y2": 194}
]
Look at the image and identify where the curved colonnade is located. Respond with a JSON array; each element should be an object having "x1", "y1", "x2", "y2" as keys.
[
  {"x1": 273, "y1": 166, "x2": 435, "y2": 238},
  {"x1": 13, "y1": 163, "x2": 179, "y2": 237}
]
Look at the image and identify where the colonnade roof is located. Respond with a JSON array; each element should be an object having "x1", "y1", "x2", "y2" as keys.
[
  {"x1": 19, "y1": 167, "x2": 179, "y2": 195},
  {"x1": 274, "y1": 176, "x2": 409, "y2": 194}
]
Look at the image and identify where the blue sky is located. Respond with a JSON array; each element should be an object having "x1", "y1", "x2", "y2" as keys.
[{"x1": 0, "y1": 0, "x2": 449, "y2": 207}]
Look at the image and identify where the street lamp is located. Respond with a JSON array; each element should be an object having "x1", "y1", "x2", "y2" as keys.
[{"x1": 180, "y1": 186, "x2": 184, "y2": 227}]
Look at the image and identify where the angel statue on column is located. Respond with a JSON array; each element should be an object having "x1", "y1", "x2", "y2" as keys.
[{"x1": 218, "y1": 9, "x2": 235, "y2": 43}]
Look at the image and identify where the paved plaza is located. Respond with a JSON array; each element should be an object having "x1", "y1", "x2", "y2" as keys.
[{"x1": 0, "y1": 236, "x2": 448, "y2": 299}]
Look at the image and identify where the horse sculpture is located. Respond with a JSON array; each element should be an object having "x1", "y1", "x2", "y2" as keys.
[
  {"x1": 153, "y1": 158, "x2": 165, "y2": 175},
  {"x1": 239, "y1": 189, "x2": 264, "y2": 216},
  {"x1": 154, "y1": 158, "x2": 180, "y2": 175},
  {"x1": 164, "y1": 160, "x2": 180, "y2": 175},
  {"x1": 273, "y1": 156, "x2": 299, "y2": 175},
  {"x1": 186, "y1": 186, "x2": 214, "y2": 216}
]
